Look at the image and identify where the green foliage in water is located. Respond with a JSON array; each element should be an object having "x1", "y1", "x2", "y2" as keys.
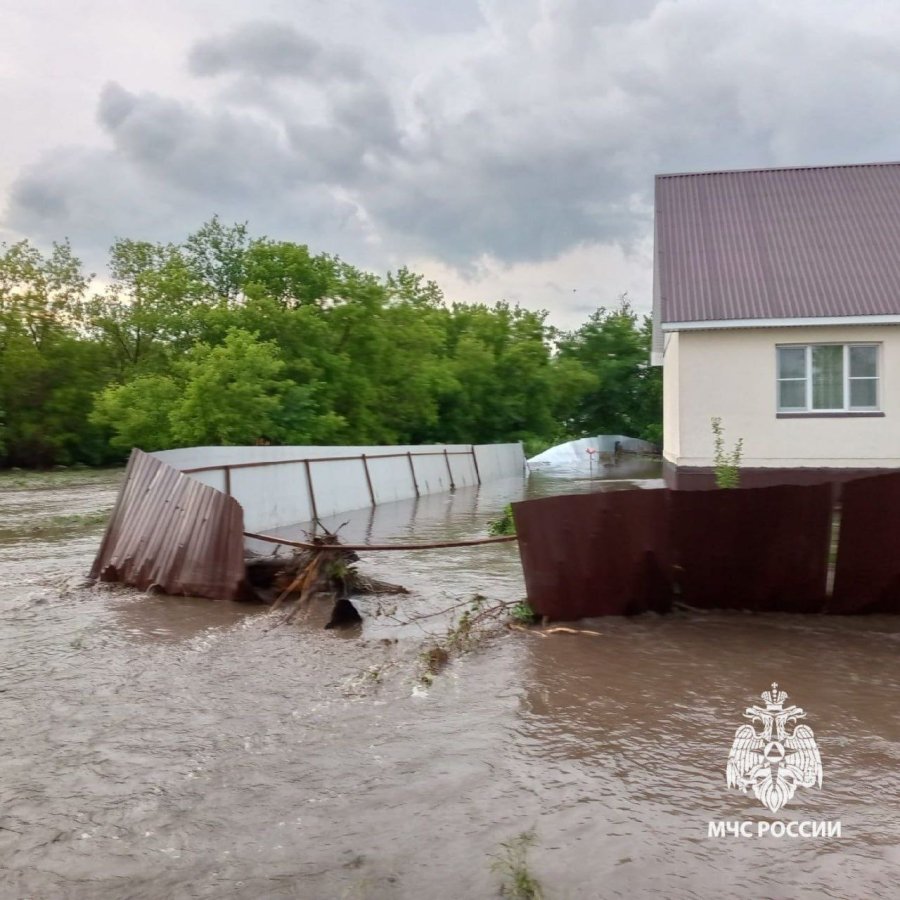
[
  {"x1": 509, "y1": 600, "x2": 537, "y2": 624},
  {"x1": 1, "y1": 221, "x2": 662, "y2": 467},
  {"x1": 488, "y1": 504, "x2": 517, "y2": 536}
]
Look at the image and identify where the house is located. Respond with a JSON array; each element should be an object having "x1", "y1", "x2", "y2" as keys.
[{"x1": 652, "y1": 162, "x2": 900, "y2": 488}]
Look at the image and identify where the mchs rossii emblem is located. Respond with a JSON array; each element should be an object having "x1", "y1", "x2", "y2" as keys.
[{"x1": 726, "y1": 683, "x2": 823, "y2": 812}]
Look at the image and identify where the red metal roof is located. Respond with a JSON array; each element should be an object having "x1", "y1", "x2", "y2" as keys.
[
  {"x1": 90, "y1": 449, "x2": 248, "y2": 601},
  {"x1": 655, "y1": 162, "x2": 900, "y2": 324}
]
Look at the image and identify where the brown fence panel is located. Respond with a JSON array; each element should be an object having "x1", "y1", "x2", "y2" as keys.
[
  {"x1": 670, "y1": 483, "x2": 831, "y2": 613},
  {"x1": 90, "y1": 449, "x2": 248, "y2": 601},
  {"x1": 831, "y1": 473, "x2": 900, "y2": 613},
  {"x1": 512, "y1": 490, "x2": 671, "y2": 620}
]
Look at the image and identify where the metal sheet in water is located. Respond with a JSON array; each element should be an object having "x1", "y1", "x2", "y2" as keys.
[
  {"x1": 670, "y1": 483, "x2": 831, "y2": 612},
  {"x1": 512, "y1": 490, "x2": 671, "y2": 620},
  {"x1": 831, "y1": 473, "x2": 900, "y2": 613},
  {"x1": 90, "y1": 449, "x2": 247, "y2": 601}
]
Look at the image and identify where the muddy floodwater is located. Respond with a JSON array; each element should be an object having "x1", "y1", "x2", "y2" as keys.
[{"x1": 1, "y1": 461, "x2": 899, "y2": 899}]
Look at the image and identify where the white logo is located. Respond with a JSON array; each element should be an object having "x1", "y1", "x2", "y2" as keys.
[{"x1": 726, "y1": 683, "x2": 823, "y2": 813}]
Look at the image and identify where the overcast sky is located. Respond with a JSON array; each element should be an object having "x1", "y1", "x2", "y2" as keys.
[{"x1": 4, "y1": 0, "x2": 900, "y2": 327}]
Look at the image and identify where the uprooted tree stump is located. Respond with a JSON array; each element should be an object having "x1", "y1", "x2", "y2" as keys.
[{"x1": 244, "y1": 531, "x2": 408, "y2": 629}]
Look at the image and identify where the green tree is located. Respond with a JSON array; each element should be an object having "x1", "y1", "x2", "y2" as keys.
[
  {"x1": 0, "y1": 239, "x2": 115, "y2": 466},
  {"x1": 0, "y1": 239, "x2": 88, "y2": 346},
  {"x1": 556, "y1": 297, "x2": 662, "y2": 443},
  {"x1": 182, "y1": 216, "x2": 250, "y2": 303},
  {"x1": 242, "y1": 239, "x2": 336, "y2": 308},
  {"x1": 83, "y1": 238, "x2": 199, "y2": 377},
  {"x1": 170, "y1": 328, "x2": 299, "y2": 446},
  {"x1": 438, "y1": 302, "x2": 559, "y2": 447},
  {"x1": 0, "y1": 221, "x2": 663, "y2": 467},
  {"x1": 91, "y1": 374, "x2": 182, "y2": 451}
]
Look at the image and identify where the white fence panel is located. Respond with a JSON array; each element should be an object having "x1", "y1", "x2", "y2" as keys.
[
  {"x1": 186, "y1": 469, "x2": 228, "y2": 494},
  {"x1": 366, "y1": 455, "x2": 418, "y2": 505},
  {"x1": 448, "y1": 452, "x2": 478, "y2": 488},
  {"x1": 474, "y1": 443, "x2": 525, "y2": 482},
  {"x1": 308, "y1": 457, "x2": 371, "y2": 519},
  {"x1": 410, "y1": 454, "x2": 453, "y2": 496},
  {"x1": 231, "y1": 461, "x2": 313, "y2": 532},
  {"x1": 152, "y1": 442, "x2": 524, "y2": 533}
]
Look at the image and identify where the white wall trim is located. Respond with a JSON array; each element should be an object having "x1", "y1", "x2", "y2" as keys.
[{"x1": 662, "y1": 315, "x2": 900, "y2": 332}]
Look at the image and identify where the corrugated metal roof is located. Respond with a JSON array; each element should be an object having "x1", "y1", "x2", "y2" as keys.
[
  {"x1": 90, "y1": 449, "x2": 248, "y2": 601},
  {"x1": 655, "y1": 162, "x2": 900, "y2": 324}
]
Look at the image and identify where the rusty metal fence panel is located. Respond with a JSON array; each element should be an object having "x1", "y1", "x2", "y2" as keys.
[
  {"x1": 90, "y1": 449, "x2": 247, "y2": 601},
  {"x1": 831, "y1": 473, "x2": 900, "y2": 613},
  {"x1": 670, "y1": 484, "x2": 832, "y2": 613},
  {"x1": 514, "y1": 483, "x2": 834, "y2": 619},
  {"x1": 513, "y1": 490, "x2": 671, "y2": 619}
]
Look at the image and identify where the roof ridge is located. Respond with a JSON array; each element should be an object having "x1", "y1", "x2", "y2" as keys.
[{"x1": 657, "y1": 161, "x2": 900, "y2": 180}]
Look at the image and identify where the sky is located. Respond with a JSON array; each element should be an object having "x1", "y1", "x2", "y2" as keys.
[{"x1": 4, "y1": 0, "x2": 900, "y2": 328}]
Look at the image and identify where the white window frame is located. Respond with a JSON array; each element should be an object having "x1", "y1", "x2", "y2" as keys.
[{"x1": 776, "y1": 342, "x2": 880, "y2": 413}]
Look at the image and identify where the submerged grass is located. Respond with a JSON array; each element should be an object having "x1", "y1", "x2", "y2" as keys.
[
  {"x1": 0, "y1": 508, "x2": 112, "y2": 543},
  {"x1": 0, "y1": 466, "x2": 125, "y2": 492},
  {"x1": 0, "y1": 467, "x2": 122, "y2": 542},
  {"x1": 490, "y1": 829, "x2": 544, "y2": 899}
]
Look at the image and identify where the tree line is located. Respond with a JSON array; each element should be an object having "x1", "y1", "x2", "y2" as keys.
[{"x1": 0, "y1": 218, "x2": 661, "y2": 468}]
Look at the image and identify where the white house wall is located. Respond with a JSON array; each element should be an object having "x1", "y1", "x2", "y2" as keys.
[{"x1": 667, "y1": 324, "x2": 900, "y2": 469}]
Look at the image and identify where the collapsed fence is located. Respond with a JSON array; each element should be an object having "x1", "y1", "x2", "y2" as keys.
[
  {"x1": 91, "y1": 445, "x2": 524, "y2": 601},
  {"x1": 91, "y1": 447, "x2": 900, "y2": 617}
]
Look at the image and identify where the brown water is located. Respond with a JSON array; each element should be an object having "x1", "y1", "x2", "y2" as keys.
[{"x1": 1, "y1": 462, "x2": 899, "y2": 899}]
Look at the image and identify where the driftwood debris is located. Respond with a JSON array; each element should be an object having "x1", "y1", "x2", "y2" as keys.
[{"x1": 244, "y1": 529, "x2": 408, "y2": 628}]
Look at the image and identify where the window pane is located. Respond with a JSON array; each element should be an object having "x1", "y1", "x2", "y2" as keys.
[
  {"x1": 849, "y1": 345, "x2": 877, "y2": 378},
  {"x1": 779, "y1": 380, "x2": 806, "y2": 410},
  {"x1": 812, "y1": 345, "x2": 843, "y2": 409},
  {"x1": 850, "y1": 378, "x2": 877, "y2": 409},
  {"x1": 778, "y1": 347, "x2": 806, "y2": 379}
]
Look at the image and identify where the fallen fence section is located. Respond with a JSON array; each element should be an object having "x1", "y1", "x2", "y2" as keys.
[
  {"x1": 154, "y1": 442, "x2": 525, "y2": 532},
  {"x1": 513, "y1": 473, "x2": 900, "y2": 619},
  {"x1": 90, "y1": 449, "x2": 248, "y2": 601},
  {"x1": 92, "y1": 442, "x2": 525, "y2": 600}
]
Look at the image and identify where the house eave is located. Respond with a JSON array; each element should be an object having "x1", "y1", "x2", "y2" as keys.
[{"x1": 661, "y1": 314, "x2": 900, "y2": 332}]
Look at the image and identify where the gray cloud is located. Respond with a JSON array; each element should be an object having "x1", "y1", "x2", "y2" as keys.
[
  {"x1": 95, "y1": 82, "x2": 297, "y2": 200},
  {"x1": 189, "y1": 21, "x2": 363, "y2": 82},
  {"x1": 6, "y1": 1, "x2": 900, "y2": 285}
]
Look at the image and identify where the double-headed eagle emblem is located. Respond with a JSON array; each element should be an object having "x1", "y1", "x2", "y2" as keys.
[{"x1": 726, "y1": 683, "x2": 823, "y2": 812}]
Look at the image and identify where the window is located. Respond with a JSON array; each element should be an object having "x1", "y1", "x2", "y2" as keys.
[{"x1": 776, "y1": 343, "x2": 879, "y2": 413}]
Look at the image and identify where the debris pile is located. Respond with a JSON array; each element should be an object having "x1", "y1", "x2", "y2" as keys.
[{"x1": 244, "y1": 527, "x2": 408, "y2": 628}]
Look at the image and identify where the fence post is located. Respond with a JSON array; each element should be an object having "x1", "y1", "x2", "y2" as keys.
[
  {"x1": 443, "y1": 449, "x2": 455, "y2": 489},
  {"x1": 361, "y1": 454, "x2": 376, "y2": 506},
  {"x1": 224, "y1": 466, "x2": 232, "y2": 497},
  {"x1": 470, "y1": 445, "x2": 482, "y2": 485},
  {"x1": 407, "y1": 451, "x2": 420, "y2": 497},
  {"x1": 304, "y1": 459, "x2": 319, "y2": 523}
]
